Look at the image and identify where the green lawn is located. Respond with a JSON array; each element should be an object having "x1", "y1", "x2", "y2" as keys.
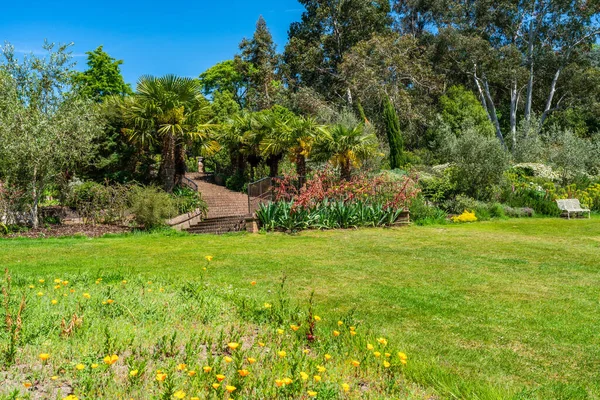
[{"x1": 1, "y1": 218, "x2": 599, "y2": 399}]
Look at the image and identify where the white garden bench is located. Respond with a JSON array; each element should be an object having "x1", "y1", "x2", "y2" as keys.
[{"x1": 556, "y1": 199, "x2": 591, "y2": 219}]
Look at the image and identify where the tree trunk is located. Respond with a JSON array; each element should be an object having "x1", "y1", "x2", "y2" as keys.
[
  {"x1": 159, "y1": 133, "x2": 176, "y2": 193},
  {"x1": 540, "y1": 67, "x2": 562, "y2": 127},
  {"x1": 267, "y1": 155, "x2": 281, "y2": 177},
  {"x1": 482, "y1": 76, "x2": 506, "y2": 149},
  {"x1": 510, "y1": 79, "x2": 519, "y2": 154},
  {"x1": 174, "y1": 143, "x2": 186, "y2": 187},
  {"x1": 340, "y1": 159, "x2": 352, "y2": 181},
  {"x1": 524, "y1": 19, "x2": 535, "y2": 122},
  {"x1": 31, "y1": 166, "x2": 39, "y2": 229},
  {"x1": 295, "y1": 152, "x2": 307, "y2": 179}
]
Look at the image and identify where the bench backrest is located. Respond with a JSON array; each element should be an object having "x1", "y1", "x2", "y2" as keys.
[{"x1": 556, "y1": 199, "x2": 582, "y2": 211}]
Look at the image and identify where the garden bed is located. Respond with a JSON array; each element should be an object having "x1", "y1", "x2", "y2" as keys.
[{"x1": 1, "y1": 224, "x2": 130, "y2": 239}]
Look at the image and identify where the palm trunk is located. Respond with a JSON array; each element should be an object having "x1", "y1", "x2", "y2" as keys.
[
  {"x1": 174, "y1": 143, "x2": 186, "y2": 187},
  {"x1": 340, "y1": 159, "x2": 352, "y2": 181},
  {"x1": 267, "y1": 155, "x2": 281, "y2": 177},
  {"x1": 159, "y1": 133, "x2": 176, "y2": 193},
  {"x1": 295, "y1": 152, "x2": 307, "y2": 179}
]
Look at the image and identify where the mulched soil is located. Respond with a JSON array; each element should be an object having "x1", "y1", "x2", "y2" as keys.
[{"x1": 2, "y1": 224, "x2": 131, "y2": 239}]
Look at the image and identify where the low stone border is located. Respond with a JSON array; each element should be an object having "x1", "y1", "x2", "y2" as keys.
[{"x1": 167, "y1": 209, "x2": 206, "y2": 231}]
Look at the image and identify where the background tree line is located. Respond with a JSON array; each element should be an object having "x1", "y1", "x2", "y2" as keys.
[{"x1": 2, "y1": 0, "x2": 600, "y2": 227}]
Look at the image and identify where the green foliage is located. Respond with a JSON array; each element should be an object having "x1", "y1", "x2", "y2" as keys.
[
  {"x1": 438, "y1": 86, "x2": 494, "y2": 137},
  {"x1": 198, "y1": 60, "x2": 246, "y2": 107},
  {"x1": 127, "y1": 186, "x2": 178, "y2": 229},
  {"x1": 383, "y1": 96, "x2": 405, "y2": 169},
  {"x1": 409, "y1": 196, "x2": 448, "y2": 226},
  {"x1": 312, "y1": 112, "x2": 380, "y2": 180},
  {"x1": 442, "y1": 129, "x2": 509, "y2": 200},
  {"x1": 0, "y1": 42, "x2": 103, "y2": 228},
  {"x1": 256, "y1": 200, "x2": 407, "y2": 232},
  {"x1": 67, "y1": 181, "x2": 130, "y2": 224},
  {"x1": 238, "y1": 16, "x2": 280, "y2": 111},
  {"x1": 74, "y1": 46, "x2": 132, "y2": 100},
  {"x1": 171, "y1": 186, "x2": 208, "y2": 215}
]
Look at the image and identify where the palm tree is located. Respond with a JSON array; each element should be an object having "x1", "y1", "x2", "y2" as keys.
[
  {"x1": 260, "y1": 115, "x2": 326, "y2": 178},
  {"x1": 312, "y1": 121, "x2": 379, "y2": 180},
  {"x1": 122, "y1": 75, "x2": 217, "y2": 192}
]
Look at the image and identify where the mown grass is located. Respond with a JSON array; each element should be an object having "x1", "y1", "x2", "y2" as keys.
[{"x1": 1, "y1": 218, "x2": 599, "y2": 399}]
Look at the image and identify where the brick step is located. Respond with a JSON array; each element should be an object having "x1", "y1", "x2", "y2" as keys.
[{"x1": 185, "y1": 215, "x2": 250, "y2": 235}]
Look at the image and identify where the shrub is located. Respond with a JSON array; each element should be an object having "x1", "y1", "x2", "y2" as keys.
[
  {"x1": 452, "y1": 210, "x2": 478, "y2": 223},
  {"x1": 409, "y1": 196, "x2": 448, "y2": 226},
  {"x1": 128, "y1": 186, "x2": 178, "y2": 229},
  {"x1": 67, "y1": 181, "x2": 130, "y2": 224},
  {"x1": 171, "y1": 186, "x2": 208, "y2": 215},
  {"x1": 441, "y1": 129, "x2": 509, "y2": 200}
]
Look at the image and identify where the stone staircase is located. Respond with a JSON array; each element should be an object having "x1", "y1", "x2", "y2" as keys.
[{"x1": 184, "y1": 173, "x2": 251, "y2": 235}]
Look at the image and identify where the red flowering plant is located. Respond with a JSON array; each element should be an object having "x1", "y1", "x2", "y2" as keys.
[{"x1": 273, "y1": 167, "x2": 420, "y2": 212}]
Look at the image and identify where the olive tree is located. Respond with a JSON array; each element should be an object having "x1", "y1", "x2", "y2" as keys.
[{"x1": 0, "y1": 42, "x2": 102, "y2": 228}]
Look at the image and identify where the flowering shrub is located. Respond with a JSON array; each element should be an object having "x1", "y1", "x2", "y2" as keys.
[
  {"x1": 261, "y1": 169, "x2": 419, "y2": 231},
  {"x1": 452, "y1": 210, "x2": 478, "y2": 223},
  {"x1": 0, "y1": 260, "x2": 416, "y2": 399}
]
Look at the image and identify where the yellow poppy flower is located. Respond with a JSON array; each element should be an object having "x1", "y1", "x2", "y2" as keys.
[
  {"x1": 337, "y1": 321, "x2": 343, "y2": 326},
  {"x1": 333, "y1": 330, "x2": 340, "y2": 337},
  {"x1": 203, "y1": 366, "x2": 212, "y2": 373},
  {"x1": 156, "y1": 372, "x2": 167, "y2": 382},
  {"x1": 51, "y1": 299, "x2": 58, "y2": 305},
  {"x1": 103, "y1": 355, "x2": 118, "y2": 365},
  {"x1": 290, "y1": 324, "x2": 300, "y2": 331},
  {"x1": 342, "y1": 383, "x2": 350, "y2": 392},
  {"x1": 324, "y1": 354, "x2": 332, "y2": 361},
  {"x1": 374, "y1": 351, "x2": 381, "y2": 358},
  {"x1": 264, "y1": 303, "x2": 272, "y2": 309},
  {"x1": 83, "y1": 293, "x2": 91, "y2": 299},
  {"x1": 173, "y1": 390, "x2": 186, "y2": 399},
  {"x1": 277, "y1": 350, "x2": 286, "y2": 358},
  {"x1": 176, "y1": 363, "x2": 187, "y2": 371},
  {"x1": 247, "y1": 357, "x2": 256, "y2": 364},
  {"x1": 91, "y1": 363, "x2": 98, "y2": 369},
  {"x1": 351, "y1": 360, "x2": 360, "y2": 367},
  {"x1": 37, "y1": 292, "x2": 44, "y2": 297},
  {"x1": 205, "y1": 255, "x2": 213, "y2": 262},
  {"x1": 224, "y1": 356, "x2": 233, "y2": 363},
  {"x1": 212, "y1": 383, "x2": 220, "y2": 389},
  {"x1": 227, "y1": 342, "x2": 240, "y2": 350},
  {"x1": 377, "y1": 337, "x2": 388, "y2": 346},
  {"x1": 130, "y1": 369, "x2": 139, "y2": 377},
  {"x1": 225, "y1": 385, "x2": 236, "y2": 393},
  {"x1": 275, "y1": 379, "x2": 285, "y2": 387},
  {"x1": 317, "y1": 365, "x2": 326, "y2": 373},
  {"x1": 367, "y1": 344, "x2": 374, "y2": 351},
  {"x1": 300, "y1": 372, "x2": 309, "y2": 381},
  {"x1": 188, "y1": 370, "x2": 196, "y2": 377},
  {"x1": 75, "y1": 364, "x2": 85, "y2": 371},
  {"x1": 216, "y1": 374, "x2": 226, "y2": 382},
  {"x1": 238, "y1": 369, "x2": 250, "y2": 377},
  {"x1": 303, "y1": 349, "x2": 310, "y2": 354},
  {"x1": 308, "y1": 391, "x2": 318, "y2": 397},
  {"x1": 314, "y1": 315, "x2": 321, "y2": 321},
  {"x1": 277, "y1": 328, "x2": 284, "y2": 335},
  {"x1": 383, "y1": 361, "x2": 391, "y2": 368},
  {"x1": 23, "y1": 382, "x2": 32, "y2": 388},
  {"x1": 313, "y1": 375, "x2": 321, "y2": 382},
  {"x1": 283, "y1": 377, "x2": 293, "y2": 385},
  {"x1": 39, "y1": 279, "x2": 45, "y2": 283},
  {"x1": 39, "y1": 353, "x2": 50, "y2": 361},
  {"x1": 258, "y1": 341, "x2": 265, "y2": 347},
  {"x1": 250, "y1": 281, "x2": 257, "y2": 286},
  {"x1": 51, "y1": 375, "x2": 58, "y2": 380}
]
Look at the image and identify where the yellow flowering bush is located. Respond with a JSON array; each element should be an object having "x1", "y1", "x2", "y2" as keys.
[
  {"x1": 0, "y1": 259, "x2": 422, "y2": 399},
  {"x1": 452, "y1": 210, "x2": 478, "y2": 223}
]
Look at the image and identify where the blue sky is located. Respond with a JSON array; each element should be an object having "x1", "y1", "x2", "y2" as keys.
[{"x1": 1, "y1": 0, "x2": 304, "y2": 85}]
